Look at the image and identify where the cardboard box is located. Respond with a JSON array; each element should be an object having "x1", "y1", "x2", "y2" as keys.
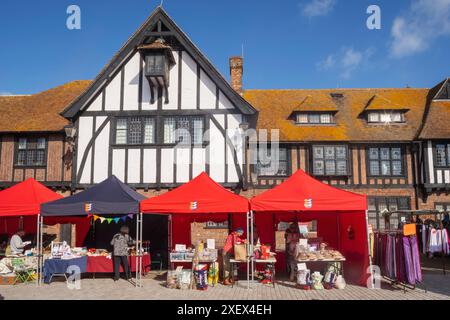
[{"x1": 0, "y1": 274, "x2": 16, "y2": 285}]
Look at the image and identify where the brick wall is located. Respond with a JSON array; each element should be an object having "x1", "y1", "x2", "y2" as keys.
[{"x1": 190, "y1": 222, "x2": 228, "y2": 248}]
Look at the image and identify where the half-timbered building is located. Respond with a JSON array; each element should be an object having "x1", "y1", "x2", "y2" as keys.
[
  {"x1": 61, "y1": 8, "x2": 256, "y2": 193},
  {"x1": 0, "y1": 6, "x2": 448, "y2": 235}
]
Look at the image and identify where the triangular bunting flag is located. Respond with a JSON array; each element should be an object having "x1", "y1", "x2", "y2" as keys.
[
  {"x1": 99, "y1": 217, "x2": 106, "y2": 223},
  {"x1": 120, "y1": 216, "x2": 128, "y2": 222},
  {"x1": 106, "y1": 218, "x2": 113, "y2": 224},
  {"x1": 93, "y1": 215, "x2": 99, "y2": 222},
  {"x1": 113, "y1": 218, "x2": 120, "y2": 224},
  {"x1": 128, "y1": 214, "x2": 134, "y2": 219}
]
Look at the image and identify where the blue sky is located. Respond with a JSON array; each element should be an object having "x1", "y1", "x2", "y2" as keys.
[{"x1": 0, "y1": 0, "x2": 449, "y2": 94}]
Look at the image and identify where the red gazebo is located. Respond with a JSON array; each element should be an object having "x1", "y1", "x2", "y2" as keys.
[
  {"x1": 250, "y1": 169, "x2": 372, "y2": 286},
  {"x1": 140, "y1": 172, "x2": 250, "y2": 247}
]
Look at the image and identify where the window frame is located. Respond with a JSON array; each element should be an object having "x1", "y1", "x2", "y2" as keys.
[
  {"x1": 366, "y1": 145, "x2": 406, "y2": 178},
  {"x1": 254, "y1": 145, "x2": 291, "y2": 178},
  {"x1": 435, "y1": 203, "x2": 450, "y2": 213},
  {"x1": 367, "y1": 196, "x2": 411, "y2": 230},
  {"x1": 311, "y1": 144, "x2": 350, "y2": 177},
  {"x1": 113, "y1": 116, "x2": 156, "y2": 146},
  {"x1": 366, "y1": 111, "x2": 406, "y2": 124},
  {"x1": 433, "y1": 142, "x2": 450, "y2": 168},
  {"x1": 162, "y1": 115, "x2": 206, "y2": 146},
  {"x1": 14, "y1": 136, "x2": 48, "y2": 168},
  {"x1": 295, "y1": 112, "x2": 335, "y2": 125}
]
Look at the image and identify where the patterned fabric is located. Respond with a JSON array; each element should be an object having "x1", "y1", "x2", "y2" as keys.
[{"x1": 110, "y1": 233, "x2": 135, "y2": 257}]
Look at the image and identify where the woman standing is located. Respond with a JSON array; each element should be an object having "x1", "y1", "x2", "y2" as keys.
[{"x1": 110, "y1": 225, "x2": 135, "y2": 281}]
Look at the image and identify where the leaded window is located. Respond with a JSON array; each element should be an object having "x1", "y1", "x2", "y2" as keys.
[
  {"x1": 368, "y1": 197, "x2": 411, "y2": 230},
  {"x1": 115, "y1": 117, "x2": 155, "y2": 145},
  {"x1": 367, "y1": 111, "x2": 405, "y2": 123},
  {"x1": 296, "y1": 113, "x2": 334, "y2": 124},
  {"x1": 312, "y1": 145, "x2": 348, "y2": 176},
  {"x1": 163, "y1": 116, "x2": 204, "y2": 145},
  {"x1": 368, "y1": 146, "x2": 403, "y2": 176},
  {"x1": 255, "y1": 147, "x2": 289, "y2": 177},
  {"x1": 435, "y1": 143, "x2": 450, "y2": 167},
  {"x1": 16, "y1": 137, "x2": 46, "y2": 167}
]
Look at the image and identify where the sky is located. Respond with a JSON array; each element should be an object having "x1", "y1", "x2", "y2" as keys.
[{"x1": 0, "y1": 0, "x2": 449, "y2": 95}]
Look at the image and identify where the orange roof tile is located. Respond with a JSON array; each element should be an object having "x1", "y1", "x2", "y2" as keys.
[
  {"x1": 0, "y1": 81, "x2": 91, "y2": 133},
  {"x1": 243, "y1": 88, "x2": 429, "y2": 142}
]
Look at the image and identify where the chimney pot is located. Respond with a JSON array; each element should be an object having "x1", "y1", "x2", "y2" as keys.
[{"x1": 229, "y1": 56, "x2": 243, "y2": 95}]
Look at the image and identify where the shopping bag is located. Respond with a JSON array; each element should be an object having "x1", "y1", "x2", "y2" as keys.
[{"x1": 234, "y1": 244, "x2": 247, "y2": 261}]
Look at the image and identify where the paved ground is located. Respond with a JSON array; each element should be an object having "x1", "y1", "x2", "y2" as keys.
[{"x1": 1, "y1": 270, "x2": 449, "y2": 300}]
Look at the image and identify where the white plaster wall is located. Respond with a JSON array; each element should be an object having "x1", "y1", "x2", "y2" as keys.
[
  {"x1": 180, "y1": 51, "x2": 197, "y2": 109},
  {"x1": 112, "y1": 149, "x2": 126, "y2": 181},
  {"x1": 93, "y1": 116, "x2": 109, "y2": 183},
  {"x1": 127, "y1": 149, "x2": 141, "y2": 183},
  {"x1": 123, "y1": 53, "x2": 140, "y2": 110}
]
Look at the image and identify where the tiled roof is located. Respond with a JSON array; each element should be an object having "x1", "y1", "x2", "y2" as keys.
[
  {"x1": 0, "y1": 81, "x2": 91, "y2": 133},
  {"x1": 419, "y1": 99, "x2": 450, "y2": 139},
  {"x1": 293, "y1": 94, "x2": 339, "y2": 112},
  {"x1": 364, "y1": 94, "x2": 409, "y2": 111},
  {"x1": 243, "y1": 88, "x2": 429, "y2": 142}
]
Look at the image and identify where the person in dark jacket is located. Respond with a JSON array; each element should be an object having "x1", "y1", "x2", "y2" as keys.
[{"x1": 110, "y1": 225, "x2": 135, "y2": 281}]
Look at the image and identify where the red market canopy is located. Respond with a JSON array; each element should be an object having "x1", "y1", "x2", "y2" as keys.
[
  {"x1": 0, "y1": 178, "x2": 63, "y2": 217},
  {"x1": 250, "y1": 169, "x2": 367, "y2": 212},
  {"x1": 140, "y1": 172, "x2": 249, "y2": 214}
]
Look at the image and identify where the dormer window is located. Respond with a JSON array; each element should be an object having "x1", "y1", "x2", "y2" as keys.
[
  {"x1": 367, "y1": 111, "x2": 405, "y2": 124},
  {"x1": 296, "y1": 112, "x2": 334, "y2": 125}
]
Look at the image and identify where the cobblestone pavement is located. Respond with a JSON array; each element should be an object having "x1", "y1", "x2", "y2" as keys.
[{"x1": 1, "y1": 271, "x2": 449, "y2": 300}]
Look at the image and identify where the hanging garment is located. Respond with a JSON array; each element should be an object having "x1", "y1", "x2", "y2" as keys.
[
  {"x1": 428, "y1": 228, "x2": 441, "y2": 254},
  {"x1": 440, "y1": 229, "x2": 449, "y2": 255},
  {"x1": 396, "y1": 235, "x2": 406, "y2": 283},
  {"x1": 403, "y1": 236, "x2": 416, "y2": 285},
  {"x1": 410, "y1": 236, "x2": 422, "y2": 283},
  {"x1": 421, "y1": 224, "x2": 427, "y2": 254}
]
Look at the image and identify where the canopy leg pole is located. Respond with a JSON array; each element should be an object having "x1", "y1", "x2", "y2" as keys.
[
  {"x1": 39, "y1": 215, "x2": 44, "y2": 286},
  {"x1": 36, "y1": 214, "x2": 40, "y2": 287},
  {"x1": 365, "y1": 209, "x2": 374, "y2": 289},
  {"x1": 246, "y1": 211, "x2": 250, "y2": 289},
  {"x1": 139, "y1": 212, "x2": 143, "y2": 287},
  {"x1": 135, "y1": 213, "x2": 139, "y2": 288}
]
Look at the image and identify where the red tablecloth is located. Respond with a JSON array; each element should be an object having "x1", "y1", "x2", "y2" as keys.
[{"x1": 86, "y1": 254, "x2": 151, "y2": 273}]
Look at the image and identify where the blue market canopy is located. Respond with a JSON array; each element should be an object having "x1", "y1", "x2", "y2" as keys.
[{"x1": 40, "y1": 175, "x2": 146, "y2": 216}]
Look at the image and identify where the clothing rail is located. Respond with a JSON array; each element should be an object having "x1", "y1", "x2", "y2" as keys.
[{"x1": 409, "y1": 212, "x2": 447, "y2": 275}]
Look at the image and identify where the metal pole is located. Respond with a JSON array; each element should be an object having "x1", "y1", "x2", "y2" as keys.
[
  {"x1": 365, "y1": 209, "x2": 374, "y2": 289},
  {"x1": 135, "y1": 213, "x2": 139, "y2": 287},
  {"x1": 139, "y1": 212, "x2": 143, "y2": 287},
  {"x1": 246, "y1": 211, "x2": 250, "y2": 289},
  {"x1": 39, "y1": 215, "x2": 44, "y2": 286},
  {"x1": 36, "y1": 214, "x2": 40, "y2": 286},
  {"x1": 250, "y1": 210, "x2": 254, "y2": 287}
]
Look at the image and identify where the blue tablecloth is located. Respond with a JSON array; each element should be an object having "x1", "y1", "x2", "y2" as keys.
[{"x1": 43, "y1": 256, "x2": 87, "y2": 284}]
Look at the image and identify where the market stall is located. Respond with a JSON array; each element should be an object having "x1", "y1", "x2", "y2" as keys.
[
  {"x1": 250, "y1": 169, "x2": 372, "y2": 288},
  {"x1": 0, "y1": 178, "x2": 63, "y2": 285},
  {"x1": 140, "y1": 172, "x2": 250, "y2": 290},
  {"x1": 39, "y1": 175, "x2": 147, "y2": 287}
]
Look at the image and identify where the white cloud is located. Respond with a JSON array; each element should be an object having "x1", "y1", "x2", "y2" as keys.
[
  {"x1": 317, "y1": 47, "x2": 374, "y2": 79},
  {"x1": 300, "y1": 0, "x2": 337, "y2": 17},
  {"x1": 317, "y1": 54, "x2": 336, "y2": 70},
  {"x1": 390, "y1": 0, "x2": 450, "y2": 58}
]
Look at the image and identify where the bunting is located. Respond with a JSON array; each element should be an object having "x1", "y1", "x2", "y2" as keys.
[{"x1": 91, "y1": 214, "x2": 135, "y2": 224}]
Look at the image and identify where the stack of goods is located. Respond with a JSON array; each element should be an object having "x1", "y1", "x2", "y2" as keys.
[
  {"x1": 50, "y1": 241, "x2": 74, "y2": 259},
  {"x1": 86, "y1": 248, "x2": 109, "y2": 257},
  {"x1": 177, "y1": 269, "x2": 192, "y2": 290},
  {"x1": 194, "y1": 264, "x2": 208, "y2": 290},
  {"x1": 254, "y1": 267, "x2": 274, "y2": 285},
  {"x1": 207, "y1": 262, "x2": 219, "y2": 286},
  {"x1": 296, "y1": 262, "x2": 345, "y2": 290}
]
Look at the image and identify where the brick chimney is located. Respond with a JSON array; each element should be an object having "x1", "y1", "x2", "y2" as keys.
[{"x1": 229, "y1": 56, "x2": 243, "y2": 95}]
